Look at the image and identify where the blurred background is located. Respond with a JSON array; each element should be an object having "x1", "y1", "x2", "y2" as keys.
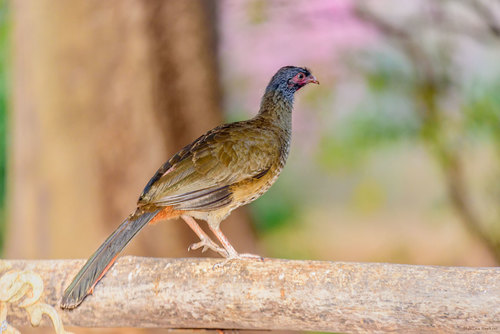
[
  {"x1": 2, "y1": 0, "x2": 500, "y2": 332},
  {"x1": 2, "y1": 0, "x2": 500, "y2": 283},
  {"x1": 220, "y1": 0, "x2": 500, "y2": 267}
]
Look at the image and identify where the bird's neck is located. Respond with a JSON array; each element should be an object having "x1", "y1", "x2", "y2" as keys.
[{"x1": 257, "y1": 90, "x2": 293, "y2": 131}]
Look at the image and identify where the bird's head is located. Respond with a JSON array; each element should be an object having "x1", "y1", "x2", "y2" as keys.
[{"x1": 265, "y1": 66, "x2": 319, "y2": 100}]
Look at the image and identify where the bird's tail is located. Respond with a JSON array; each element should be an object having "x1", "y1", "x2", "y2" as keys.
[{"x1": 60, "y1": 209, "x2": 160, "y2": 309}]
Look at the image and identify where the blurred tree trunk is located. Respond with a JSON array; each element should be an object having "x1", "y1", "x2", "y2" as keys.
[
  {"x1": 8, "y1": 3, "x2": 257, "y2": 334},
  {"x1": 7, "y1": 0, "x2": 256, "y2": 270}
]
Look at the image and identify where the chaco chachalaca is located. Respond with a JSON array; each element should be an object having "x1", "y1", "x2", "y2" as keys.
[{"x1": 61, "y1": 66, "x2": 319, "y2": 309}]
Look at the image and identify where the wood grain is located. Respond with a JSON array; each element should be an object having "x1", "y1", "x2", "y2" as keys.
[{"x1": 3, "y1": 257, "x2": 500, "y2": 333}]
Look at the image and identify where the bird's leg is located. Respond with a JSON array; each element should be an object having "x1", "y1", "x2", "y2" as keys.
[
  {"x1": 181, "y1": 215, "x2": 228, "y2": 257},
  {"x1": 208, "y1": 225, "x2": 263, "y2": 260}
]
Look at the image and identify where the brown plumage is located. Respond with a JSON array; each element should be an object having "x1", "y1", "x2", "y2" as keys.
[{"x1": 61, "y1": 66, "x2": 319, "y2": 309}]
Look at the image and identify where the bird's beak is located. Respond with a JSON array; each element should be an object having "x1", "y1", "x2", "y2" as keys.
[{"x1": 306, "y1": 75, "x2": 319, "y2": 85}]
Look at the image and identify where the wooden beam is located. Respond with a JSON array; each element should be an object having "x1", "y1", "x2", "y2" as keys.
[{"x1": 2, "y1": 257, "x2": 499, "y2": 332}]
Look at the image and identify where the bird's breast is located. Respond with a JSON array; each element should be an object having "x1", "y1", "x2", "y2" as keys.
[
  {"x1": 231, "y1": 164, "x2": 281, "y2": 207},
  {"x1": 232, "y1": 134, "x2": 290, "y2": 207}
]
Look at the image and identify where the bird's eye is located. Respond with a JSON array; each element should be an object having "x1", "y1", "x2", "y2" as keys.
[{"x1": 297, "y1": 73, "x2": 305, "y2": 80}]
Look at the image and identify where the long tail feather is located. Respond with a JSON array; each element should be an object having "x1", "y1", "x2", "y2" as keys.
[{"x1": 60, "y1": 209, "x2": 159, "y2": 309}]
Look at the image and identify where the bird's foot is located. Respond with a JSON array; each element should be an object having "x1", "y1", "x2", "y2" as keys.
[
  {"x1": 188, "y1": 238, "x2": 228, "y2": 257},
  {"x1": 235, "y1": 253, "x2": 264, "y2": 261},
  {"x1": 213, "y1": 252, "x2": 264, "y2": 269}
]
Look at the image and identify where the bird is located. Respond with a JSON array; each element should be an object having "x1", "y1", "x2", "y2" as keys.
[{"x1": 60, "y1": 65, "x2": 319, "y2": 309}]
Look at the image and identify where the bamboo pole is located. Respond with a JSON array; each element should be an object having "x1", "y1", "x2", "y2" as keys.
[{"x1": 2, "y1": 257, "x2": 499, "y2": 333}]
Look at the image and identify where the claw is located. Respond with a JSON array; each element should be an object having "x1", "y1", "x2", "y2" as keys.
[
  {"x1": 188, "y1": 238, "x2": 228, "y2": 257},
  {"x1": 188, "y1": 242, "x2": 208, "y2": 253},
  {"x1": 212, "y1": 252, "x2": 265, "y2": 269},
  {"x1": 238, "y1": 253, "x2": 265, "y2": 261}
]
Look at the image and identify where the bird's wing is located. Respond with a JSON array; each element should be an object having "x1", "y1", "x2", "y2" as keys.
[{"x1": 138, "y1": 121, "x2": 280, "y2": 211}]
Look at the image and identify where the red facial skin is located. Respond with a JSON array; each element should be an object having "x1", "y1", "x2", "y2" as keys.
[{"x1": 289, "y1": 72, "x2": 320, "y2": 89}]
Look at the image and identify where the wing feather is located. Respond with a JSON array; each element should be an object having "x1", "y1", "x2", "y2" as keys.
[{"x1": 138, "y1": 121, "x2": 279, "y2": 211}]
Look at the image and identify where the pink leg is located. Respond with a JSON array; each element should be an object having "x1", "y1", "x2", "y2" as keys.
[
  {"x1": 181, "y1": 215, "x2": 228, "y2": 257},
  {"x1": 208, "y1": 225, "x2": 263, "y2": 260}
]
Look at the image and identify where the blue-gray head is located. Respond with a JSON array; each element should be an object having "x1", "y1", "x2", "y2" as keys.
[{"x1": 265, "y1": 66, "x2": 319, "y2": 102}]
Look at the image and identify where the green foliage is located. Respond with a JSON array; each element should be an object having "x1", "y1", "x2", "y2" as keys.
[
  {"x1": 318, "y1": 106, "x2": 419, "y2": 170},
  {"x1": 346, "y1": 107, "x2": 419, "y2": 147},
  {"x1": 357, "y1": 48, "x2": 415, "y2": 93},
  {"x1": 318, "y1": 49, "x2": 423, "y2": 171},
  {"x1": 463, "y1": 79, "x2": 500, "y2": 142},
  {"x1": 250, "y1": 180, "x2": 299, "y2": 233}
]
